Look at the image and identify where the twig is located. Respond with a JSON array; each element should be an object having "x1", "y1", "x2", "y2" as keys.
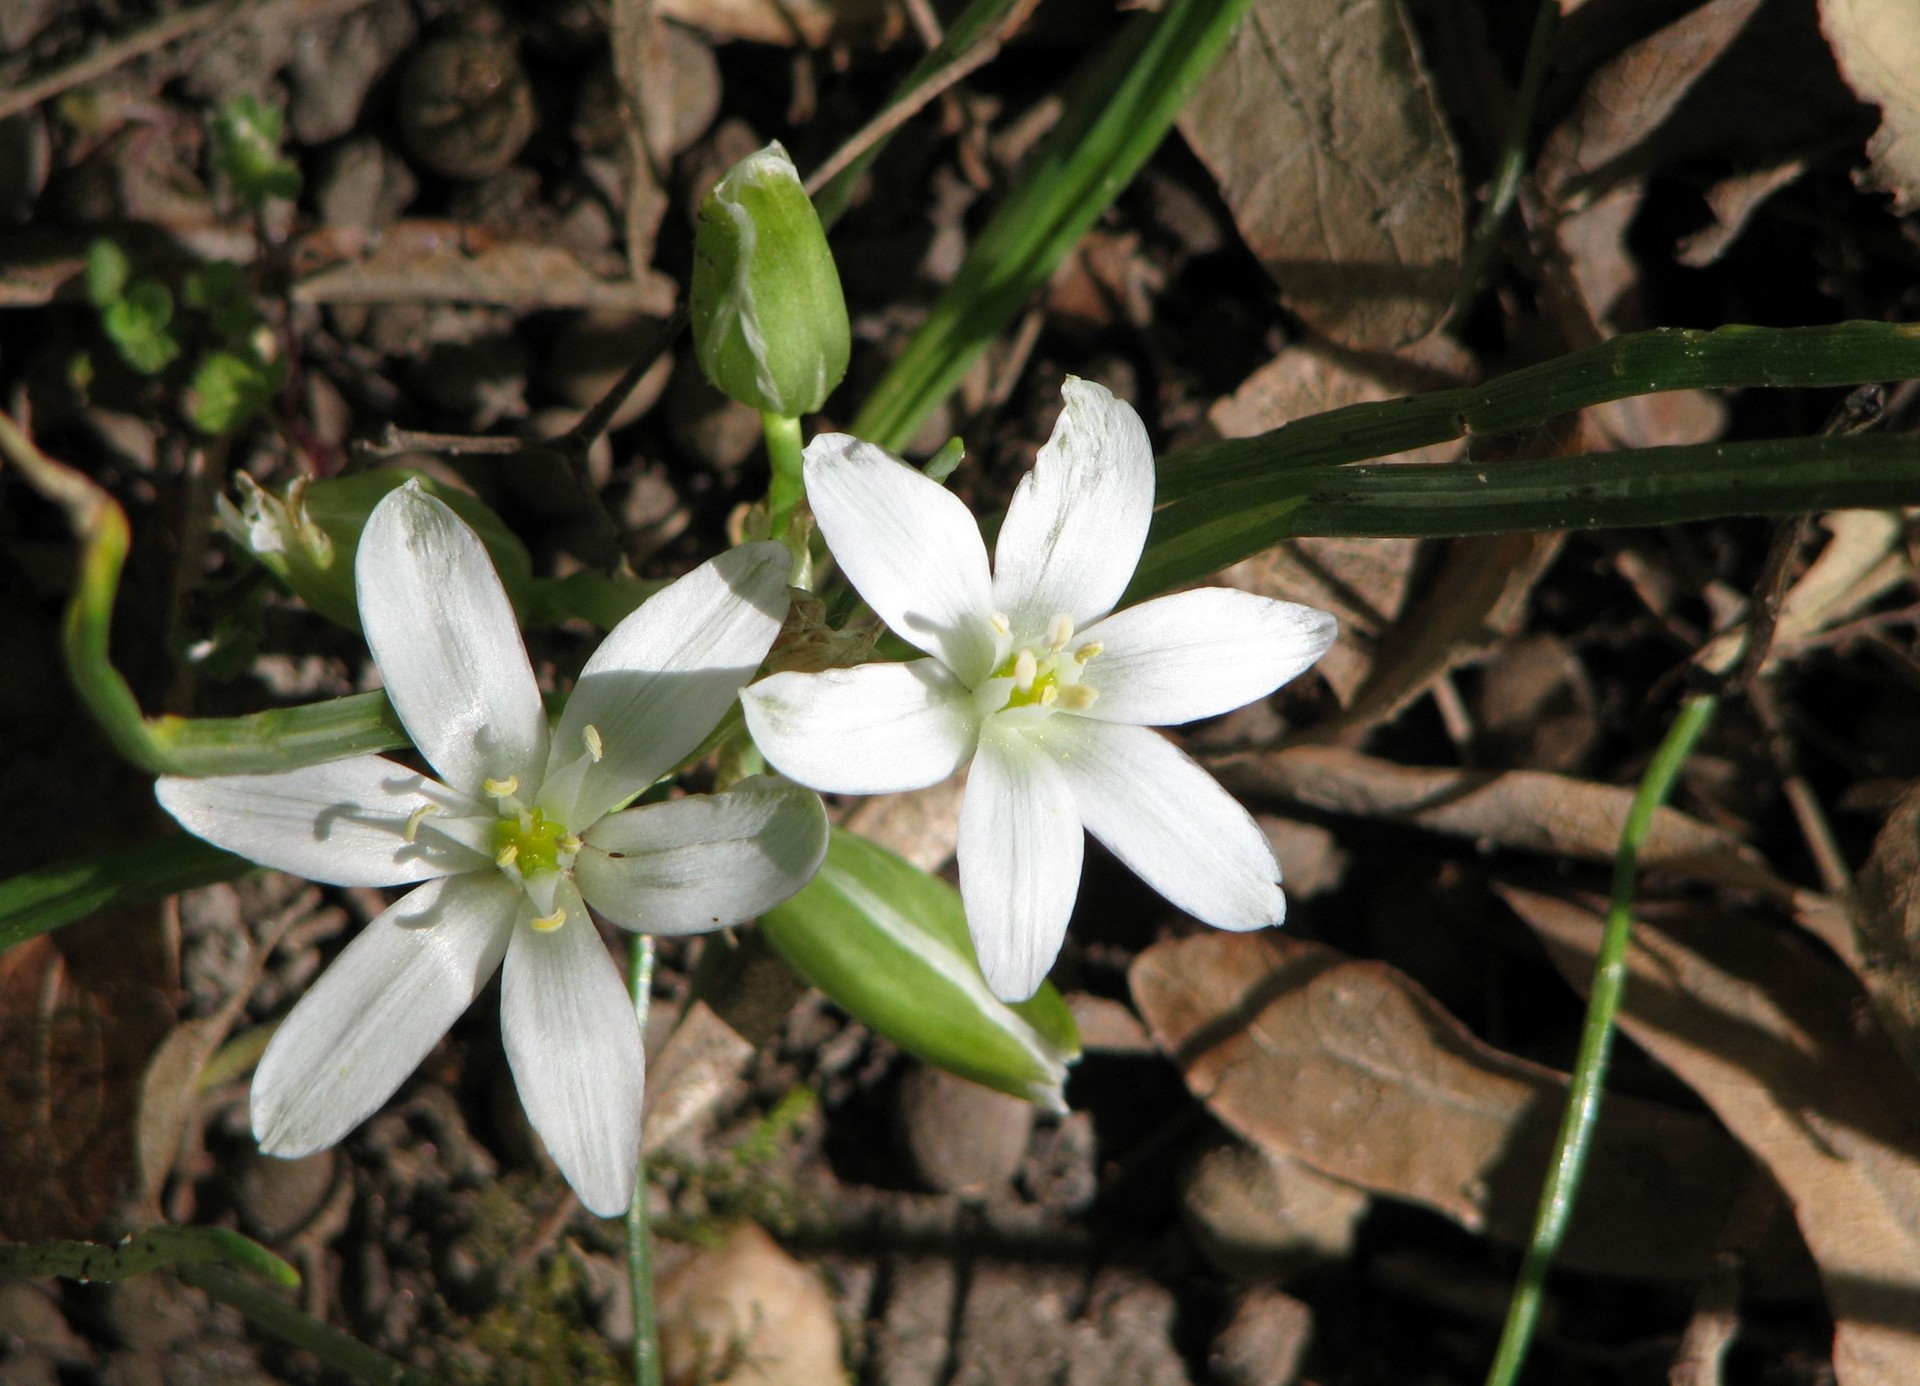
[
  {"x1": 803, "y1": 0, "x2": 1042, "y2": 199},
  {"x1": 0, "y1": 0, "x2": 378, "y2": 124}
]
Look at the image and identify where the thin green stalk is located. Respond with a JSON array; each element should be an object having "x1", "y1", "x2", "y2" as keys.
[
  {"x1": 178, "y1": 1263, "x2": 446, "y2": 1386},
  {"x1": 627, "y1": 934, "x2": 661, "y2": 1386},
  {"x1": 1484, "y1": 692, "x2": 1720, "y2": 1386},
  {"x1": 1449, "y1": 0, "x2": 1561, "y2": 324},
  {"x1": 762, "y1": 411, "x2": 805, "y2": 540}
]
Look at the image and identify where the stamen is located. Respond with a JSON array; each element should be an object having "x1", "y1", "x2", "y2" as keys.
[
  {"x1": 989, "y1": 611, "x2": 1012, "y2": 637},
  {"x1": 1013, "y1": 649, "x2": 1038, "y2": 692},
  {"x1": 559, "y1": 834, "x2": 583, "y2": 855},
  {"x1": 483, "y1": 774, "x2": 520, "y2": 798},
  {"x1": 1045, "y1": 613, "x2": 1074, "y2": 651},
  {"x1": 531, "y1": 907, "x2": 567, "y2": 932},
  {"x1": 1039, "y1": 685, "x2": 1058, "y2": 707},
  {"x1": 583, "y1": 725, "x2": 604, "y2": 763},
  {"x1": 1057, "y1": 685, "x2": 1099, "y2": 712},
  {"x1": 1074, "y1": 642, "x2": 1103, "y2": 664},
  {"x1": 495, "y1": 843, "x2": 520, "y2": 870},
  {"x1": 403, "y1": 804, "x2": 440, "y2": 843}
]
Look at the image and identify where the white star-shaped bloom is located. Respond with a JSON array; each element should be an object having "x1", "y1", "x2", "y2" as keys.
[
  {"x1": 742, "y1": 379, "x2": 1336, "y2": 1001},
  {"x1": 159, "y1": 484, "x2": 826, "y2": 1215}
]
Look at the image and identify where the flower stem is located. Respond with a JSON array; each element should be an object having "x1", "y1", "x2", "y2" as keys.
[
  {"x1": 1483, "y1": 691, "x2": 1719, "y2": 1386},
  {"x1": 762, "y1": 411, "x2": 805, "y2": 540},
  {"x1": 627, "y1": 933, "x2": 662, "y2": 1386}
]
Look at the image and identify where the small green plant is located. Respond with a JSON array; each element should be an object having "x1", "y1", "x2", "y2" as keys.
[
  {"x1": 207, "y1": 95, "x2": 302, "y2": 210},
  {"x1": 86, "y1": 239, "x2": 181, "y2": 375}
]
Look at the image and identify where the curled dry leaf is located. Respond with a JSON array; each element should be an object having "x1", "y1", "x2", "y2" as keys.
[
  {"x1": 1819, "y1": 0, "x2": 1920, "y2": 210},
  {"x1": 1506, "y1": 888, "x2": 1920, "y2": 1386},
  {"x1": 1177, "y1": 0, "x2": 1463, "y2": 350},
  {"x1": 656, "y1": 1221, "x2": 844, "y2": 1386},
  {"x1": 1209, "y1": 742, "x2": 1793, "y2": 900},
  {"x1": 1130, "y1": 931, "x2": 1755, "y2": 1279}
]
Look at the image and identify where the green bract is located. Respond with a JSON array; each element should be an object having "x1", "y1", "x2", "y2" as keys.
[
  {"x1": 690, "y1": 142, "x2": 849, "y2": 417},
  {"x1": 218, "y1": 471, "x2": 533, "y2": 629}
]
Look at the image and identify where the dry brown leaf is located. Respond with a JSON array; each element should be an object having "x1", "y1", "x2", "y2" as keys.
[
  {"x1": 1849, "y1": 783, "x2": 1920, "y2": 1088},
  {"x1": 1177, "y1": 0, "x2": 1463, "y2": 350},
  {"x1": 1506, "y1": 888, "x2": 1920, "y2": 1384},
  {"x1": 1676, "y1": 157, "x2": 1811, "y2": 267},
  {"x1": 0, "y1": 916, "x2": 174, "y2": 1239},
  {"x1": 1537, "y1": 0, "x2": 1769, "y2": 199},
  {"x1": 1819, "y1": 0, "x2": 1920, "y2": 210},
  {"x1": 654, "y1": 0, "x2": 895, "y2": 47},
  {"x1": 1210, "y1": 743, "x2": 1793, "y2": 899},
  {"x1": 1313, "y1": 530, "x2": 1560, "y2": 736},
  {"x1": 656, "y1": 1222, "x2": 844, "y2": 1386},
  {"x1": 1130, "y1": 931, "x2": 1753, "y2": 1278},
  {"x1": 292, "y1": 222, "x2": 676, "y2": 311}
]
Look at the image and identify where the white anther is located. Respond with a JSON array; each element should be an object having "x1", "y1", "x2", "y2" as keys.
[
  {"x1": 483, "y1": 774, "x2": 520, "y2": 798},
  {"x1": 1045, "y1": 613, "x2": 1074, "y2": 651},
  {"x1": 1073, "y1": 642, "x2": 1103, "y2": 664},
  {"x1": 1013, "y1": 649, "x2": 1038, "y2": 692},
  {"x1": 403, "y1": 804, "x2": 440, "y2": 843},
  {"x1": 495, "y1": 843, "x2": 520, "y2": 870},
  {"x1": 1057, "y1": 685, "x2": 1099, "y2": 712},
  {"x1": 989, "y1": 611, "x2": 1012, "y2": 637},
  {"x1": 531, "y1": 907, "x2": 567, "y2": 932},
  {"x1": 583, "y1": 725, "x2": 604, "y2": 763}
]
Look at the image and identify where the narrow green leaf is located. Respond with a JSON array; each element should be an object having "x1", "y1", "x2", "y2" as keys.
[
  {"x1": 1157, "y1": 321, "x2": 1920, "y2": 503},
  {"x1": 180, "y1": 1265, "x2": 448, "y2": 1386},
  {"x1": 759, "y1": 830, "x2": 1079, "y2": 1109},
  {"x1": 0, "y1": 1226, "x2": 297, "y2": 1288},
  {"x1": 851, "y1": 0, "x2": 1255, "y2": 452},
  {"x1": 0, "y1": 834, "x2": 251, "y2": 955},
  {"x1": 1131, "y1": 431, "x2": 1920, "y2": 600}
]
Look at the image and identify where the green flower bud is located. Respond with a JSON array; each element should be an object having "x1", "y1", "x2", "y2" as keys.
[
  {"x1": 691, "y1": 142, "x2": 850, "y2": 417},
  {"x1": 219, "y1": 470, "x2": 532, "y2": 629},
  {"x1": 759, "y1": 829, "x2": 1080, "y2": 1110}
]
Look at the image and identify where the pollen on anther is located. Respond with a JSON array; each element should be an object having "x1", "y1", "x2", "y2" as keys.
[
  {"x1": 1058, "y1": 685, "x2": 1099, "y2": 712},
  {"x1": 531, "y1": 907, "x2": 567, "y2": 932},
  {"x1": 1013, "y1": 649, "x2": 1038, "y2": 691},
  {"x1": 583, "y1": 725, "x2": 604, "y2": 763},
  {"x1": 1045, "y1": 613, "x2": 1074, "y2": 651},
  {"x1": 495, "y1": 843, "x2": 520, "y2": 869},
  {"x1": 1039, "y1": 685, "x2": 1059, "y2": 707},
  {"x1": 403, "y1": 804, "x2": 439, "y2": 843},
  {"x1": 989, "y1": 611, "x2": 1012, "y2": 637},
  {"x1": 1073, "y1": 642, "x2": 1103, "y2": 664},
  {"x1": 483, "y1": 774, "x2": 520, "y2": 798}
]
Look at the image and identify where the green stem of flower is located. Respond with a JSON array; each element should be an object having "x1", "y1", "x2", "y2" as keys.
[
  {"x1": 627, "y1": 933, "x2": 662, "y2": 1386},
  {"x1": 762, "y1": 411, "x2": 805, "y2": 540},
  {"x1": 1483, "y1": 691, "x2": 1719, "y2": 1386}
]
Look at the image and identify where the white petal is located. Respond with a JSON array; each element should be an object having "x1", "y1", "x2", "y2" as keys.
[
  {"x1": 545, "y1": 542, "x2": 790, "y2": 828},
  {"x1": 991, "y1": 378, "x2": 1154, "y2": 637},
  {"x1": 357, "y1": 485, "x2": 549, "y2": 794},
  {"x1": 805, "y1": 433, "x2": 998, "y2": 685},
  {"x1": 1075, "y1": 589, "x2": 1337, "y2": 725},
  {"x1": 741, "y1": 660, "x2": 978, "y2": 794},
  {"x1": 577, "y1": 777, "x2": 828, "y2": 934},
  {"x1": 1047, "y1": 718, "x2": 1283, "y2": 931},
  {"x1": 500, "y1": 885, "x2": 645, "y2": 1217},
  {"x1": 157, "y1": 758, "x2": 485, "y2": 887},
  {"x1": 958, "y1": 726, "x2": 1083, "y2": 1002},
  {"x1": 251, "y1": 873, "x2": 516, "y2": 1155}
]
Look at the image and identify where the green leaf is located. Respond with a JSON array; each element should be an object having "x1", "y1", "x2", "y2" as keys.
[
  {"x1": 85, "y1": 238, "x2": 130, "y2": 307},
  {"x1": 102, "y1": 280, "x2": 181, "y2": 375},
  {"x1": 0, "y1": 1226, "x2": 297, "y2": 1288},
  {"x1": 0, "y1": 834, "x2": 250, "y2": 956},
  {"x1": 184, "y1": 262, "x2": 262, "y2": 342},
  {"x1": 759, "y1": 829, "x2": 1079, "y2": 1109},
  {"x1": 208, "y1": 95, "x2": 302, "y2": 209},
  {"x1": 851, "y1": 0, "x2": 1255, "y2": 452},
  {"x1": 187, "y1": 348, "x2": 283, "y2": 435}
]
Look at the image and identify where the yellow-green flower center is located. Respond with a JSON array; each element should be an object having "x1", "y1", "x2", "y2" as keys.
[
  {"x1": 492, "y1": 806, "x2": 570, "y2": 877},
  {"x1": 984, "y1": 612, "x2": 1102, "y2": 717}
]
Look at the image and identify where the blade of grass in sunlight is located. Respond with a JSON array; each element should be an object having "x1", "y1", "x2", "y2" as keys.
[
  {"x1": 1484, "y1": 692, "x2": 1720, "y2": 1386},
  {"x1": 850, "y1": 0, "x2": 1256, "y2": 452}
]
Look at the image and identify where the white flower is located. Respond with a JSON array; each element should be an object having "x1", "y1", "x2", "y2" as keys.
[
  {"x1": 741, "y1": 379, "x2": 1336, "y2": 1002},
  {"x1": 158, "y1": 484, "x2": 826, "y2": 1216}
]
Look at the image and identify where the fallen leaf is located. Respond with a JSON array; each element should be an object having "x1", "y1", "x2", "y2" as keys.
[
  {"x1": 1820, "y1": 0, "x2": 1920, "y2": 210},
  {"x1": 1676, "y1": 157, "x2": 1810, "y2": 267},
  {"x1": 654, "y1": 0, "x2": 896, "y2": 47},
  {"x1": 292, "y1": 221, "x2": 676, "y2": 311},
  {"x1": 1177, "y1": 0, "x2": 1463, "y2": 350},
  {"x1": 1130, "y1": 931, "x2": 1756, "y2": 1279},
  {"x1": 1506, "y1": 887, "x2": 1920, "y2": 1385},
  {"x1": 1209, "y1": 743, "x2": 1793, "y2": 899},
  {"x1": 1849, "y1": 783, "x2": 1920, "y2": 1087},
  {"x1": 656, "y1": 1222, "x2": 844, "y2": 1386}
]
